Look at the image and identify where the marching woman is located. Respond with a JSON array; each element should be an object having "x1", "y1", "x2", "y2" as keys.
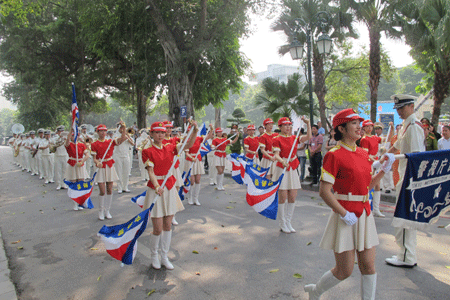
[
  {"x1": 272, "y1": 117, "x2": 311, "y2": 233},
  {"x1": 212, "y1": 127, "x2": 239, "y2": 191},
  {"x1": 304, "y1": 109, "x2": 394, "y2": 300},
  {"x1": 184, "y1": 127, "x2": 214, "y2": 204},
  {"x1": 259, "y1": 118, "x2": 279, "y2": 180},
  {"x1": 142, "y1": 120, "x2": 199, "y2": 270},
  {"x1": 64, "y1": 126, "x2": 90, "y2": 210},
  {"x1": 90, "y1": 122, "x2": 127, "y2": 220},
  {"x1": 243, "y1": 124, "x2": 260, "y2": 163}
]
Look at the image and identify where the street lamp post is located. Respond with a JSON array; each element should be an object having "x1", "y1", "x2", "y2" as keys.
[{"x1": 289, "y1": 12, "x2": 332, "y2": 126}]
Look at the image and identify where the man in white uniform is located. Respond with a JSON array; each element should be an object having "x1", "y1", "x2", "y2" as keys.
[
  {"x1": 8, "y1": 134, "x2": 17, "y2": 164},
  {"x1": 113, "y1": 125, "x2": 134, "y2": 193},
  {"x1": 39, "y1": 130, "x2": 54, "y2": 183},
  {"x1": 23, "y1": 132, "x2": 33, "y2": 173},
  {"x1": 53, "y1": 126, "x2": 68, "y2": 190},
  {"x1": 136, "y1": 129, "x2": 150, "y2": 181},
  {"x1": 438, "y1": 125, "x2": 450, "y2": 150},
  {"x1": 80, "y1": 124, "x2": 93, "y2": 178},
  {"x1": 35, "y1": 129, "x2": 45, "y2": 178},
  {"x1": 385, "y1": 94, "x2": 425, "y2": 268}
]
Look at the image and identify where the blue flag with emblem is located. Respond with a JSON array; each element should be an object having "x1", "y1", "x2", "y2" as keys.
[
  {"x1": 392, "y1": 149, "x2": 450, "y2": 230},
  {"x1": 64, "y1": 172, "x2": 96, "y2": 209},
  {"x1": 178, "y1": 170, "x2": 191, "y2": 201},
  {"x1": 199, "y1": 141, "x2": 212, "y2": 158},
  {"x1": 198, "y1": 122, "x2": 207, "y2": 136}
]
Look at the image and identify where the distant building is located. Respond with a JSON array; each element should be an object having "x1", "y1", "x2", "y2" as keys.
[{"x1": 249, "y1": 64, "x2": 303, "y2": 84}]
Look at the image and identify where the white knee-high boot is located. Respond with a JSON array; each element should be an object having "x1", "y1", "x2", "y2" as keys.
[
  {"x1": 194, "y1": 183, "x2": 201, "y2": 206},
  {"x1": 105, "y1": 194, "x2": 113, "y2": 219},
  {"x1": 285, "y1": 203, "x2": 296, "y2": 233},
  {"x1": 187, "y1": 184, "x2": 194, "y2": 205},
  {"x1": 216, "y1": 174, "x2": 221, "y2": 188},
  {"x1": 304, "y1": 270, "x2": 342, "y2": 300},
  {"x1": 361, "y1": 274, "x2": 377, "y2": 300},
  {"x1": 98, "y1": 195, "x2": 105, "y2": 220},
  {"x1": 372, "y1": 191, "x2": 385, "y2": 217},
  {"x1": 150, "y1": 234, "x2": 161, "y2": 269},
  {"x1": 220, "y1": 173, "x2": 225, "y2": 190},
  {"x1": 160, "y1": 231, "x2": 174, "y2": 270},
  {"x1": 277, "y1": 203, "x2": 290, "y2": 233}
]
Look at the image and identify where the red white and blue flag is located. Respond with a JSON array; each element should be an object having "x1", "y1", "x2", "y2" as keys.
[
  {"x1": 228, "y1": 153, "x2": 247, "y2": 185},
  {"x1": 71, "y1": 83, "x2": 79, "y2": 143},
  {"x1": 247, "y1": 161, "x2": 270, "y2": 178},
  {"x1": 245, "y1": 164, "x2": 283, "y2": 220},
  {"x1": 178, "y1": 170, "x2": 191, "y2": 200},
  {"x1": 131, "y1": 190, "x2": 146, "y2": 208},
  {"x1": 98, "y1": 207, "x2": 151, "y2": 265},
  {"x1": 199, "y1": 141, "x2": 212, "y2": 158},
  {"x1": 64, "y1": 172, "x2": 96, "y2": 209}
]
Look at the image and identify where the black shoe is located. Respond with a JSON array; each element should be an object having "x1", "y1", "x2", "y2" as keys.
[{"x1": 385, "y1": 190, "x2": 391, "y2": 193}]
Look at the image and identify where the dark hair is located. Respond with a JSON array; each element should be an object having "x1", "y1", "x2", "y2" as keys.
[
  {"x1": 312, "y1": 124, "x2": 319, "y2": 130},
  {"x1": 274, "y1": 129, "x2": 281, "y2": 133},
  {"x1": 443, "y1": 125, "x2": 450, "y2": 131},
  {"x1": 334, "y1": 124, "x2": 347, "y2": 141},
  {"x1": 420, "y1": 118, "x2": 431, "y2": 125},
  {"x1": 258, "y1": 125, "x2": 264, "y2": 129},
  {"x1": 300, "y1": 128, "x2": 305, "y2": 134}
]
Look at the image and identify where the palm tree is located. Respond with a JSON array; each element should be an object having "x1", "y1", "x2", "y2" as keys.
[
  {"x1": 341, "y1": 0, "x2": 403, "y2": 122},
  {"x1": 396, "y1": 0, "x2": 450, "y2": 125},
  {"x1": 272, "y1": 0, "x2": 356, "y2": 131},
  {"x1": 255, "y1": 73, "x2": 312, "y2": 122}
]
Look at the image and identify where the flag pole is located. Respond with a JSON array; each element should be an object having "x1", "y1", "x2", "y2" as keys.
[
  {"x1": 383, "y1": 123, "x2": 392, "y2": 152},
  {"x1": 182, "y1": 125, "x2": 212, "y2": 182},
  {"x1": 215, "y1": 133, "x2": 237, "y2": 149},
  {"x1": 280, "y1": 126, "x2": 303, "y2": 178},
  {"x1": 150, "y1": 124, "x2": 196, "y2": 205}
]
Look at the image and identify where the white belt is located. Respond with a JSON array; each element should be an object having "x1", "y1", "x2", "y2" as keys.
[
  {"x1": 281, "y1": 157, "x2": 297, "y2": 162},
  {"x1": 215, "y1": 150, "x2": 226, "y2": 153},
  {"x1": 155, "y1": 175, "x2": 167, "y2": 180},
  {"x1": 335, "y1": 193, "x2": 369, "y2": 203}
]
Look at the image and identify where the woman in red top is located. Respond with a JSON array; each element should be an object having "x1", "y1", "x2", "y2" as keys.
[
  {"x1": 272, "y1": 116, "x2": 311, "y2": 233},
  {"x1": 360, "y1": 120, "x2": 385, "y2": 218},
  {"x1": 304, "y1": 109, "x2": 394, "y2": 300},
  {"x1": 243, "y1": 124, "x2": 260, "y2": 162},
  {"x1": 142, "y1": 120, "x2": 199, "y2": 270},
  {"x1": 64, "y1": 126, "x2": 89, "y2": 210},
  {"x1": 184, "y1": 127, "x2": 213, "y2": 205},
  {"x1": 259, "y1": 118, "x2": 278, "y2": 180},
  {"x1": 212, "y1": 127, "x2": 239, "y2": 191},
  {"x1": 90, "y1": 122, "x2": 127, "y2": 220}
]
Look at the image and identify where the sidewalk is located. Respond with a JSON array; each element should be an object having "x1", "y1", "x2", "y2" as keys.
[{"x1": 0, "y1": 229, "x2": 18, "y2": 300}]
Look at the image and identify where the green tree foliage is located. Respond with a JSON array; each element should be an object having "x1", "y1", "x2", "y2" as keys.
[
  {"x1": 272, "y1": 0, "x2": 357, "y2": 130},
  {"x1": 256, "y1": 73, "x2": 312, "y2": 121},
  {"x1": 340, "y1": 0, "x2": 403, "y2": 122},
  {"x1": 226, "y1": 108, "x2": 252, "y2": 125},
  {"x1": 0, "y1": 108, "x2": 17, "y2": 138},
  {"x1": 395, "y1": 0, "x2": 450, "y2": 124}
]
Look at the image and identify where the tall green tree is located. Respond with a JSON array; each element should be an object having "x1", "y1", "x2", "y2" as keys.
[
  {"x1": 340, "y1": 0, "x2": 402, "y2": 122},
  {"x1": 145, "y1": 0, "x2": 256, "y2": 126},
  {"x1": 255, "y1": 73, "x2": 312, "y2": 121},
  {"x1": 272, "y1": 0, "x2": 356, "y2": 131},
  {"x1": 395, "y1": 0, "x2": 450, "y2": 124}
]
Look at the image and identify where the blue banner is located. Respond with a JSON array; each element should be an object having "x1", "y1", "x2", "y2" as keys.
[{"x1": 392, "y1": 149, "x2": 450, "y2": 230}]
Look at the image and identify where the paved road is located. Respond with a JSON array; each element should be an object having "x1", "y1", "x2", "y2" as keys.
[{"x1": 0, "y1": 146, "x2": 449, "y2": 300}]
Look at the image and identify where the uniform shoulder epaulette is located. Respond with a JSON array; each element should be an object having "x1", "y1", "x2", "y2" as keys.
[{"x1": 328, "y1": 145, "x2": 340, "y2": 152}]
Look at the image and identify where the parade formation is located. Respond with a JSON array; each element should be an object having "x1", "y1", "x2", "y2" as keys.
[{"x1": 3, "y1": 92, "x2": 450, "y2": 300}]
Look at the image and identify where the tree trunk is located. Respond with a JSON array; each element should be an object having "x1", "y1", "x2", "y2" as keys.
[
  {"x1": 215, "y1": 107, "x2": 221, "y2": 129},
  {"x1": 136, "y1": 88, "x2": 147, "y2": 129},
  {"x1": 368, "y1": 25, "x2": 381, "y2": 123},
  {"x1": 167, "y1": 64, "x2": 195, "y2": 127},
  {"x1": 432, "y1": 61, "x2": 450, "y2": 125},
  {"x1": 312, "y1": 49, "x2": 328, "y2": 133}
]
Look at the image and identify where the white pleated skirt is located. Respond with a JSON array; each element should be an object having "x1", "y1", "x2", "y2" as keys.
[
  {"x1": 214, "y1": 156, "x2": 226, "y2": 167},
  {"x1": 319, "y1": 210, "x2": 379, "y2": 253},
  {"x1": 272, "y1": 166, "x2": 301, "y2": 190},
  {"x1": 260, "y1": 158, "x2": 275, "y2": 176},
  {"x1": 143, "y1": 186, "x2": 184, "y2": 218},
  {"x1": 95, "y1": 165, "x2": 119, "y2": 183},
  {"x1": 185, "y1": 159, "x2": 204, "y2": 175},
  {"x1": 172, "y1": 166, "x2": 183, "y2": 187},
  {"x1": 65, "y1": 164, "x2": 89, "y2": 180}
]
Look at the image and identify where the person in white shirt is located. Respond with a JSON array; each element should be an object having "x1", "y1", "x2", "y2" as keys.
[
  {"x1": 437, "y1": 125, "x2": 450, "y2": 150},
  {"x1": 53, "y1": 126, "x2": 69, "y2": 190},
  {"x1": 113, "y1": 124, "x2": 135, "y2": 193},
  {"x1": 39, "y1": 131, "x2": 55, "y2": 184}
]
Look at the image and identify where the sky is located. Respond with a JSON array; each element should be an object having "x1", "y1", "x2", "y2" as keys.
[{"x1": 0, "y1": 14, "x2": 415, "y2": 111}]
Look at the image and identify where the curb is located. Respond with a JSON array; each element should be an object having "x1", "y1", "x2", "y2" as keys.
[{"x1": 0, "y1": 228, "x2": 18, "y2": 300}]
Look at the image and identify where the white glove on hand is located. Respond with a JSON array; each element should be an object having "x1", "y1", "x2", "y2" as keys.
[
  {"x1": 381, "y1": 153, "x2": 395, "y2": 173},
  {"x1": 340, "y1": 211, "x2": 358, "y2": 226},
  {"x1": 372, "y1": 160, "x2": 381, "y2": 170}
]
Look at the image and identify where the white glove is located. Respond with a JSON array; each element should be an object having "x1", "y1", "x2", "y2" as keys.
[
  {"x1": 340, "y1": 211, "x2": 358, "y2": 226},
  {"x1": 381, "y1": 153, "x2": 395, "y2": 173},
  {"x1": 372, "y1": 160, "x2": 381, "y2": 170}
]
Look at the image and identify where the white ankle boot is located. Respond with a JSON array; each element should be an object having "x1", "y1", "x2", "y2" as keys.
[
  {"x1": 150, "y1": 234, "x2": 161, "y2": 269},
  {"x1": 104, "y1": 194, "x2": 113, "y2": 219},
  {"x1": 277, "y1": 203, "x2": 290, "y2": 233},
  {"x1": 161, "y1": 231, "x2": 174, "y2": 270},
  {"x1": 194, "y1": 184, "x2": 201, "y2": 205},
  {"x1": 361, "y1": 274, "x2": 376, "y2": 300},
  {"x1": 372, "y1": 191, "x2": 385, "y2": 217},
  {"x1": 304, "y1": 271, "x2": 341, "y2": 300},
  {"x1": 98, "y1": 195, "x2": 105, "y2": 220},
  {"x1": 172, "y1": 215, "x2": 178, "y2": 225},
  {"x1": 285, "y1": 203, "x2": 296, "y2": 233}
]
